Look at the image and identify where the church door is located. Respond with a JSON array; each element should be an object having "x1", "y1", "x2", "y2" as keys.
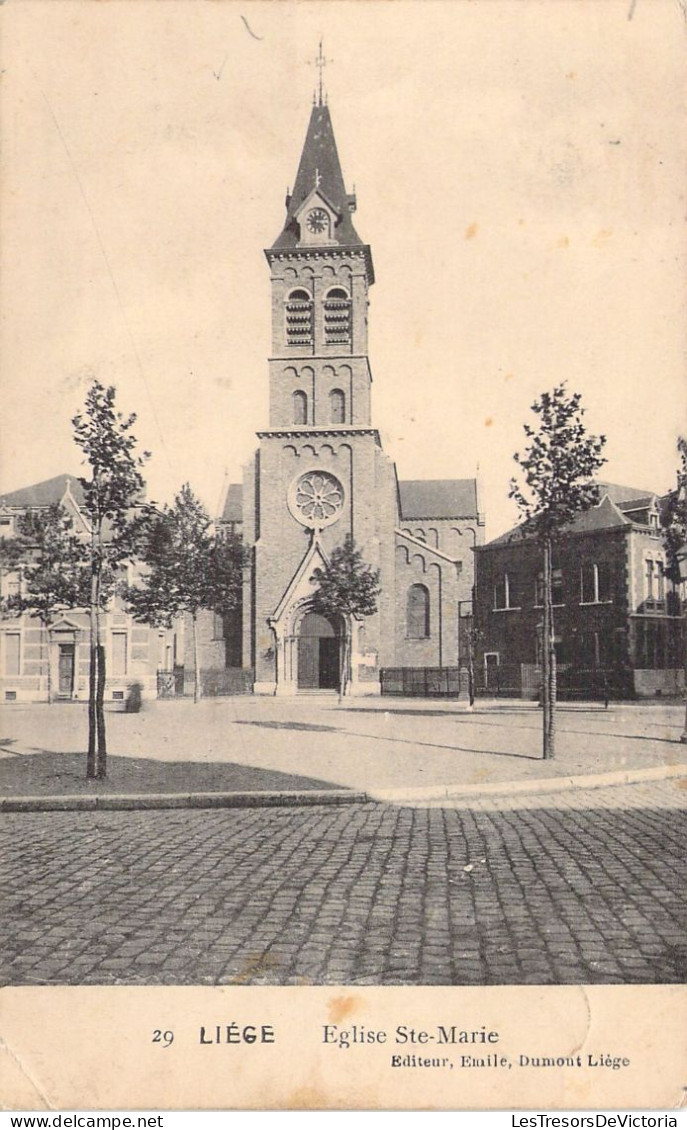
[
  {"x1": 297, "y1": 612, "x2": 340, "y2": 690},
  {"x1": 318, "y1": 637, "x2": 340, "y2": 690}
]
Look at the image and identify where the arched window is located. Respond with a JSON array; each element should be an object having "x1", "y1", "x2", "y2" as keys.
[
  {"x1": 407, "y1": 584, "x2": 430, "y2": 638},
  {"x1": 285, "y1": 288, "x2": 313, "y2": 347},
  {"x1": 324, "y1": 287, "x2": 351, "y2": 345},
  {"x1": 292, "y1": 390, "x2": 308, "y2": 425},
  {"x1": 329, "y1": 388, "x2": 346, "y2": 424}
]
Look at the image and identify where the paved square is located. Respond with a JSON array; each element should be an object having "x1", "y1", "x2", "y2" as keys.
[{"x1": 1, "y1": 781, "x2": 684, "y2": 986}]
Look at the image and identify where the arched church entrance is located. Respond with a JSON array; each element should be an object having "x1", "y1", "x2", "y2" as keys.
[{"x1": 297, "y1": 611, "x2": 340, "y2": 690}]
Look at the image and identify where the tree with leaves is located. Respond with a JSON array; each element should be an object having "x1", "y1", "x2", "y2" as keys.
[
  {"x1": 126, "y1": 484, "x2": 246, "y2": 702},
  {"x1": 310, "y1": 535, "x2": 381, "y2": 702},
  {"x1": 660, "y1": 435, "x2": 687, "y2": 742},
  {"x1": 509, "y1": 383, "x2": 606, "y2": 758},
  {"x1": 0, "y1": 505, "x2": 89, "y2": 703},
  {"x1": 72, "y1": 382, "x2": 151, "y2": 778}
]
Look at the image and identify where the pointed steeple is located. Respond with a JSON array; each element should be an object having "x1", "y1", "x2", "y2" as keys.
[{"x1": 271, "y1": 103, "x2": 363, "y2": 251}]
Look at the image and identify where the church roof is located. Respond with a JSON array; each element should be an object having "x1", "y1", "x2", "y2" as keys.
[
  {"x1": 398, "y1": 479, "x2": 479, "y2": 520},
  {"x1": 220, "y1": 483, "x2": 243, "y2": 523},
  {"x1": 0, "y1": 474, "x2": 85, "y2": 509},
  {"x1": 271, "y1": 103, "x2": 364, "y2": 251}
]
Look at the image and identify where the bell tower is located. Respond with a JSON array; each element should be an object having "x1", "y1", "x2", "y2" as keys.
[
  {"x1": 244, "y1": 77, "x2": 397, "y2": 696},
  {"x1": 264, "y1": 98, "x2": 375, "y2": 430}
]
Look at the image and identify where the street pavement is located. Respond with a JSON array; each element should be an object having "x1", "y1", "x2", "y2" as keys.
[{"x1": 1, "y1": 779, "x2": 684, "y2": 986}]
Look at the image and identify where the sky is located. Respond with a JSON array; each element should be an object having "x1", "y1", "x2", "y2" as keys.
[{"x1": 1, "y1": 0, "x2": 685, "y2": 538}]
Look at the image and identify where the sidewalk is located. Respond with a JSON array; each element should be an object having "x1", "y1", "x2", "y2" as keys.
[{"x1": 1, "y1": 695, "x2": 685, "y2": 810}]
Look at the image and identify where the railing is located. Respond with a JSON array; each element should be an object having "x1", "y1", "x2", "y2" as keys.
[
  {"x1": 555, "y1": 666, "x2": 634, "y2": 702},
  {"x1": 380, "y1": 667, "x2": 461, "y2": 697},
  {"x1": 156, "y1": 667, "x2": 185, "y2": 698},
  {"x1": 474, "y1": 664, "x2": 523, "y2": 698}
]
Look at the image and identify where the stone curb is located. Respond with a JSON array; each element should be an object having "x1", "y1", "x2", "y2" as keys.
[
  {"x1": 368, "y1": 763, "x2": 687, "y2": 803},
  {"x1": 0, "y1": 789, "x2": 369, "y2": 813},
  {"x1": 1, "y1": 764, "x2": 686, "y2": 811}
]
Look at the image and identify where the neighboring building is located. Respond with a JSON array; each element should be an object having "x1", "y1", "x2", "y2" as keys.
[
  {"x1": 215, "y1": 94, "x2": 484, "y2": 695},
  {"x1": 0, "y1": 475, "x2": 179, "y2": 703},
  {"x1": 473, "y1": 484, "x2": 684, "y2": 699}
]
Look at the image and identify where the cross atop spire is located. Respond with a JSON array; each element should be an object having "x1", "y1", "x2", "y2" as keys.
[{"x1": 310, "y1": 39, "x2": 330, "y2": 107}]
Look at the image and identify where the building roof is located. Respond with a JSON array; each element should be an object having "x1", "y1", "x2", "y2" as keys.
[
  {"x1": 398, "y1": 479, "x2": 478, "y2": 520},
  {"x1": 482, "y1": 490, "x2": 650, "y2": 549},
  {"x1": 0, "y1": 474, "x2": 85, "y2": 509},
  {"x1": 596, "y1": 482, "x2": 657, "y2": 506},
  {"x1": 271, "y1": 103, "x2": 364, "y2": 252},
  {"x1": 219, "y1": 483, "x2": 243, "y2": 523},
  {"x1": 615, "y1": 496, "x2": 656, "y2": 514}
]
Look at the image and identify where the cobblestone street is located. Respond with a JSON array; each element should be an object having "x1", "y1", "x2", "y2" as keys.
[{"x1": 1, "y1": 780, "x2": 685, "y2": 986}]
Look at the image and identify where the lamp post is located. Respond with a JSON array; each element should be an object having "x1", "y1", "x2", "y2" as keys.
[
  {"x1": 456, "y1": 526, "x2": 479, "y2": 708},
  {"x1": 457, "y1": 598, "x2": 475, "y2": 708}
]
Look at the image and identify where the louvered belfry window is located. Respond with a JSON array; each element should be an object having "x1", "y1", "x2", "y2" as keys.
[
  {"x1": 324, "y1": 287, "x2": 351, "y2": 345},
  {"x1": 285, "y1": 288, "x2": 313, "y2": 347}
]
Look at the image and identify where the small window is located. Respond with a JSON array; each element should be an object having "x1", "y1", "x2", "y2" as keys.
[
  {"x1": 646, "y1": 559, "x2": 656, "y2": 601},
  {"x1": 112, "y1": 632, "x2": 128, "y2": 677},
  {"x1": 4, "y1": 632, "x2": 20, "y2": 676},
  {"x1": 292, "y1": 389, "x2": 308, "y2": 425},
  {"x1": 329, "y1": 388, "x2": 346, "y2": 424},
  {"x1": 324, "y1": 287, "x2": 351, "y2": 345},
  {"x1": 535, "y1": 569, "x2": 563, "y2": 606},
  {"x1": 552, "y1": 568, "x2": 563, "y2": 606},
  {"x1": 534, "y1": 572, "x2": 545, "y2": 607},
  {"x1": 285, "y1": 289, "x2": 313, "y2": 347},
  {"x1": 495, "y1": 573, "x2": 519, "y2": 610},
  {"x1": 657, "y1": 562, "x2": 665, "y2": 602},
  {"x1": 3, "y1": 572, "x2": 20, "y2": 599},
  {"x1": 407, "y1": 584, "x2": 430, "y2": 638},
  {"x1": 645, "y1": 559, "x2": 666, "y2": 605},
  {"x1": 581, "y1": 562, "x2": 610, "y2": 604}
]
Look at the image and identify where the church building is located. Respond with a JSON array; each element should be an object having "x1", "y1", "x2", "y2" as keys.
[{"x1": 219, "y1": 91, "x2": 484, "y2": 695}]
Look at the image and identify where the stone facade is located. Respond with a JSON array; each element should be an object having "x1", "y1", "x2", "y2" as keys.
[{"x1": 218, "y1": 97, "x2": 484, "y2": 695}]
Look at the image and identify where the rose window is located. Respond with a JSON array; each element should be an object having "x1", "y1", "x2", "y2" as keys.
[{"x1": 288, "y1": 470, "x2": 344, "y2": 529}]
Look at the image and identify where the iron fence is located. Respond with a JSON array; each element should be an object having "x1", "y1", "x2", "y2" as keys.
[
  {"x1": 380, "y1": 667, "x2": 462, "y2": 697},
  {"x1": 156, "y1": 667, "x2": 185, "y2": 698}
]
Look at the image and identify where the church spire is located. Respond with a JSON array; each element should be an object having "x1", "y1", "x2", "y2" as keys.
[{"x1": 270, "y1": 99, "x2": 364, "y2": 252}]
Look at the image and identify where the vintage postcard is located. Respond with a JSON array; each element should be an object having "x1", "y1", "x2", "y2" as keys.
[{"x1": 1, "y1": 0, "x2": 685, "y2": 1113}]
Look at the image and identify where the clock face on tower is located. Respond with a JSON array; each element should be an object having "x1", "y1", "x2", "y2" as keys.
[{"x1": 305, "y1": 208, "x2": 329, "y2": 235}]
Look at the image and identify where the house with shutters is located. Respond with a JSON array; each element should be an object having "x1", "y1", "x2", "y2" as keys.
[
  {"x1": 472, "y1": 483, "x2": 683, "y2": 699},
  {"x1": 0, "y1": 474, "x2": 178, "y2": 703}
]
